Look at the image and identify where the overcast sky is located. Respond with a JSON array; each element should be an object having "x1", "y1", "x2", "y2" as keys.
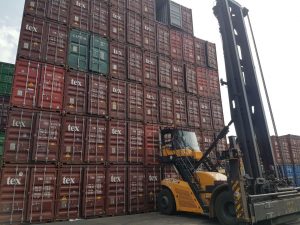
[{"x1": 0, "y1": 0, "x2": 299, "y2": 136}]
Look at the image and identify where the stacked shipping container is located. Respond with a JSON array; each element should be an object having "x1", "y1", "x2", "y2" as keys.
[{"x1": 0, "y1": 0, "x2": 226, "y2": 223}]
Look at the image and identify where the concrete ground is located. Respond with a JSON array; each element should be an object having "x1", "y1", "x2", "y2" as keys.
[{"x1": 40, "y1": 212, "x2": 300, "y2": 225}]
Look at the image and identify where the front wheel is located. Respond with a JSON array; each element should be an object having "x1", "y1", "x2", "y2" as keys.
[
  {"x1": 215, "y1": 191, "x2": 238, "y2": 225},
  {"x1": 157, "y1": 188, "x2": 176, "y2": 215}
]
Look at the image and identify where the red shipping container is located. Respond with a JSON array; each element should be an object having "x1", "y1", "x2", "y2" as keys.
[
  {"x1": 158, "y1": 56, "x2": 172, "y2": 89},
  {"x1": 0, "y1": 165, "x2": 30, "y2": 224},
  {"x1": 107, "y1": 120, "x2": 127, "y2": 163},
  {"x1": 27, "y1": 166, "x2": 57, "y2": 223},
  {"x1": 85, "y1": 117, "x2": 106, "y2": 163},
  {"x1": 170, "y1": 30, "x2": 183, "y2": 61},
  {"x1": 69, "y1": 0, "x2": 90, "y2": 31},
  {"x1": 199, "y1": 98, "x2": 213, "y2": 131},
  {"x1": 128, "y1": 122, "x2": 144, "y2": 163},
  {"x1": 0, "y1": 96, "x2": 10, "y2": 131},
  {"x1": 143, "y1": 18, "x2": 156, "y2": 51},
  {"x1": 90, "y1": 0, "x2": 109, "y2": 37},
  {"x1": 185, "y1": 64, "x2": 197, "y2": 95},
  {"x1": 146, "y1": 166, "x2": 161, "y2": 211},
  {"x1": 211, "y1": 101, "x2": 224, "y2": 130},
  {"x1": 202, "y1": 130, "x2": 215, "y2": 150},
  {"x1": 56, "y1": 166, "x2": 83, "y2": 220},
  {"x1": 110, "y1": 0, "x2": 125, "y2": 8},
  {"x1": 271, "y1": 136, "x2": 292, "y2": 165},
  {"x1": 82, "y1": 166, "x2": 106, "y2": 218},
  {"x1": 172, "y1": 61, "x2": 185, "y2": 93},
  {"x1": 109, "y1": 79, "x2": 126, "y2": 120},
  {"x1": 159, "y1": 89, "x2": 174, "y2": 124},
  {"x1": 208, "y1": 69, "x2": 221, "y2": 99},
  {"x1": 127, "y1": 0, "x2": 142, "y2": 14},
  {"x1": 162, "y1": 165, "x2": 180, "y2": 179},
  {"x1": 128, "y1": 166, "x2": 145, "y2": 213},
  {"x1": 88, "y1": 74, "x2": 108, "y2": 116},
  {"x1": 106, "y1": 166, "x2": 127, "y2": 216},
  {"x1": 64, "y1": 70, "x2": 88, "y2": 114},
  {"x1": 207, "y1": 42, "x2": 218, "y2": 70},
  {"x1": 145, "y1": 124, "x2": 160, "y2": 165},
  {"x1": 143, "y1": 51, "x2": 157, "y2": 86},
  {"x1": 194, "y1": 38, "x2": 207, "y2": 67},
  {"x1": 173, "y1": 94, "x2": 187, "y2": 127},
  {"x1": 18, "y1": 16, "x2": 45, "y2": 61},
  {"x1": 47, "y1": 0, "x2": 70, "y2": 24},
  {"x1": 38, "y1": 64, "x2": 65, "y2": 111},
  {"x1": 60, "y1": 115, "x2": 85, "y2": 163},
  {"x1": 128, "y1": 46, "x2": 143, "y2": 82},
  {"x1": 142, "y1": 0, "x2": 155, "y2": 19},
  {"x1": 33, "y1": 112, "x2": 61, "y2": 162},
  {"x1": 157, "y1": 23, "x2": 170, "y2": 56},
  {"x1": 110, "y1": 7, "x2": 126, "y2": 42},
  {"x1": 127, "y1": 11, "x2": 142, "y2": 47},
  {"x1": 24, "y1": 0, "x2": 47, "y2": 18},
  {"x1": 144, "y1": 87, "x2": 159, "y2": 123},
  {"x1": 4, "y1": 110, "x2": 35, "y2": 163},
  {"x1": 44, "y1": 22, "x2": 68, "y2": 66},
  {"x1": 196, "y1": 66, "x2": 209, "y2": 98},
  {"x1": 181, "y1": 6, "x2": 193, "y2": 35},
  {"x1": 183, "y1": 34, "x2": 195, "y2": 63},
  {"x1": 128, "y1": 83, "x2": 144, "y2": 121},
  {"x1": 110, "y1": 41, "x2": 126, "y2": 80},
  {"x1": 187, "y1": 96, "x2": 200, "y2": 128},
  {"x1": 11, "y1": 60, "x2": 40, "y2": 108}
]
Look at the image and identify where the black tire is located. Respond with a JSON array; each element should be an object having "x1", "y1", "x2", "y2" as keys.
[
  {"x1": 157, "y1": 188, "x2": 176, "y2": 215},
  {"x1": 215, "y1": 191, "x2": 237, "y2": 225}
]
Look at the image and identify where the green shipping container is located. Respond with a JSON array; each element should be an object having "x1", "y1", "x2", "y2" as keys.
[
  {"x1": 0, "y1": 62, "x2": 14, "y2": 96},
  {"x1": 89, "y1": 35, "x2": 109, "y2": 74},
  {"x1": 0, "y1": 132, "x2": 4, "y2": 157},
  {"x1": 68, "y1": 30, "x2": 90, "y2": 72}
]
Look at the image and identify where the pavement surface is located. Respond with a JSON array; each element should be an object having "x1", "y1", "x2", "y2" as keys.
[{"x1": 40, "y1": 212, "x2": 300, "y2": 225}]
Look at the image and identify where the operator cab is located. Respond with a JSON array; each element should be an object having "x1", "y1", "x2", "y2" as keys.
[{"x1": 160, "y1": 128, "x2": 203, "y2": 160}]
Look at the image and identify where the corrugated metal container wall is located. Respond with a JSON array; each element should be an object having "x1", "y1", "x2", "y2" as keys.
[
  {"x1": 106, "y1": 166, "x2": 127, "y2": 216},
  {"x1": 159, "y1": 89, "x2": 174, "y2": 124},
  {"x1": 199, "y1": 98, "x2": 213, "y2": 131},
  {"x1": 127, "y1": 11, "x2": 142, "y2": 47},
  {"x1": 33, "y1": 112, "x2": 61, "y2": 162},
  {"x1": 173, "y1": 93, "x2": 187, "y2": 127},
  {"x1": 128, "y1": 122, "x2": 144, "y2": 163},
  {"x1": 82, "y1": 166, "x2": 106, "y2": 218},
  {"x1": 0, "y1": 133, "x2": 4, "y2": 159},
  {"x1": 85, "y1": 117, "x2": 106, "y2": 163},
  {"x1": 182, "y1": 34, "x2": 195, "y2": 63},
  {"x1": 271, "y1": 136, "x2": 292, "y2": 165},
  {"x1": 170, "y1": 30, "x2": 183, "y2": 61},
  {"x1": 128, "y1": 46, "x2": 143, "y2": 82},
  {"x1": 289, "y1": 136, "x2": 300, "y2": 164},
  {"x1": 128, "y1": 83, "x2": 144, "y2": 121},
  {"x1": 162, "y1": 165, "x2": 180, "y2": 179},
  {"x1": 89, "y1": 35, "x2": 109, "y2": 74},
  {"x1": 144, "y1": 87, "x2": 159, "y2": 123},
  {"x1": 88, "y1": 74, "x2": 108, "y2": 116},
  {"x1": 109, "y1": 79, "x2": 126, "y2": 120},
  {"x1": 143, "y1": 18, "x2": 156, "y2": 51},
  {"x1": 110, "y1": 41, "x2": 126, "y2": 80},
  {"x1": 207, "y1": 42, "x2": 218, "y2": 70},
  {"x1": 47, "y1": 0, "x2": 70, "y2": 24},
  {"x1": 56, "y1": 166, "x2": 83, "y2": 220},
  {"x1": 142, "y1": 0, "x2": 155, "y2": 19},
  {"x1": 208, "y1": 69, "x2": 221, "y2": 99},
  {"x1": 110, "y1": 0, "x2": 126, "y2": 8},
  {"x1": 196, "y1": 66, "x2": 209, "y2": 98},
  {"x1": 69, "y1": 0, "x2": 90, "y2": 31},
  {"x1": 107, "y1": 120, "x2": 127, "y2": 163},
  {"x1": 181, "y1": 6, "x2": 193, "y2": 35},
  {"x1": 0, "y1": 63, "x2": 14, "y2": 96},
  {"x1": 145, "y1": 124, "x2": 160, "y2": 165},
  {"x1": 169, "y1": 1, "x2": 182, "y2": 28},
  {"x1": 90, "y1": 0, "x2": 109, "y2": 37},
  {"x1": 171, "y1": 61, "x2": 185, "y2": 93},
  {"x1": 110, "y1": 6, "x2": 126, "y2": 42},
  {"x1": 27, "y1": 165, "x2": 57, "y2": 223},
  {"x1": 0, "y1": 165, "x2": 30, "y2": 224},
  {"x1": 211, "y1": 101, "x2": 224, "y2": 130},
  {"x1": 202, "y1": 130, "x2": 215, "y2": 150},
  {"x1": 0, "y1": 96, "x2": 10, "y2": 131},
  {"x1": 4, "y1": 110, "x2": 35, "y2": 163},
  {"x1": 156, "y1": 23, "x2": 170, "y2": 56},
  {"x1": 127, "y1": 0, "x2": 142, "y2": 14},
  {"x1": 60, "y1": 115, "x2": 85, "y2": 163},
  {"x1": 194, "y1": 38, "x2": 207, "y2": 67},
  {"x1": 128, "y1": 166, "x2": 145, "y2": 213},
  {"x1": 143, "y1": 51, "x2": 157, "y2": 86},
  {"x1": 146, "y1": 166, "x2": 161, "y2": 211},
  {"x1": 185, "y1": 64, "x2": 197, "y2": 95},
  {"x1": 187, "y1": 95, "x2": 200, "y2": 128},
  {"x1": 24, "y1": 0, "x2": 47, "y2": 18},
  {"x1": 158, "y1": 56, "x2": 172, "y2": 89}
]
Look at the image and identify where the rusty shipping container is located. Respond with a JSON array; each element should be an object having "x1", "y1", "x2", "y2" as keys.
[
  {"x1": 143, "y1": 18, "x2": 156, "y2": 51},
  {"x1": 27, "y1": 165, "x2": 57, "y2": 223},
  {"x1": 69, "y1": 0, "x2": 90, "y2": 31},
  {"x1": 187, "y1": 95, "x2": 201, "y2": 128},
  {"x1": 110, "y1": 0, "x2": 125, "y2": 8},
  {"x1": 183, "y1": 34, "x2": 195, "y2": 64},
  {"x1": 60, "y1": 115, "x2": 85, "y2": 163},
  {"x1": 142, "y1": 0, "x2": 155, "y2": 19},
  {"x1": 82, "y1": 166, "x2": 106, "y2": 218},
  {"x1": 143, "y1": 51, "x2": 157, "y2": 87},
  {"x1": 181, "y1": 6, "x2": 193, "y2": 35},
  {"x1": 107, "y1": 120, "x2": 127, "y2": 163},
  {"x1": 0, "y1": 96, "x2": 9, "y2": 131},
  {"x1": 144, "y1": 124, "x2": 160, "y2": 165},
  {"x1": 194, "y1": 38, "x2": 207, "y2": 67},
  {"x1": 146, "y1": 166, "x2": 161, "y2": 211},
  {"x1": 128, "y1": 166, "x2": 145, "y2": 213},
  {"x1": 4, "y1": 109, "x2": 35, "y2": 163},
  {"x1": 211, "y1": 101, "x2": 224, "y2": 130},
  {"x1": 127, "y1": 46, "x2": 143, "y2": 82},
  {"x1": 171, "y1": 61, "x2": 184, "y2": 93},
  {"x1": 127, "y1": 11, "x2": 142, "y2": 47},
  {"x1": 199, "y1": 98, "x2": 213, "y2": 131},
  {"x1": 47, "y1": 0, "x2": 70, "y2": 24},
  {"x1": 185, "y1": 64, "x2": 197, "y2": 95},
  {"x1": 90, "y1": 0, "x2": 109, "y2": 37},
  {"x1": 109, "y1": 79, "x2": 127, "y2": 120},
  {"x1": 24, "y1": 0, "x2": 47, "y2": 18},
  {"x1": 144, "y1": 87, "x2": 159, "y2": 123},
  {"x1": 271, "y1": 136, "x2": 292, "y2": 165},
  {"x1": 128, "y1": 122, "x2": 144, "y2": 163},
  {"x1": 106, "y1": 166, "x2": 127, "y2": 216},
  {"x1": 56, "y1": 166, "x2": 83, "y2": 220},
  {"x1": 110, "y1": 41, "x2": 126, "y2": 80},
  {"x1": 127, "y1": 0, "x2": 142, "y2": 14},
  {"x1": 32, "y1": 112, "x2": 61, "y2": 162},
  {"x1": 208, "y1": 69, "x2": 221, "y2": 99},
  {"x1": 88, "y1": 74, "x2": 108, "y2": 116},
  {"x1": 196, "y1": 66, "x2": 209, "y2": 98},
  {"x1": 202, "y1": 130, "x2": 215, "y2": 150},
  {"x1": 157, "y1": 23, "x2": 170, "y2": 56},
  {"x1": 158, "y1": 56, "x2": 172, "y2": 89},
  {"x1": 207, "y1": 42, "x2": 218, "y2": 70},
  {"x1": 173, "y1": 93, "x2": 187, "y2": 127},
  {"x1": 64, "y1": 70, "x2": 88, "y2": 114},
  {"x1": 85, "y1": 117, "x2": 106, "y2": 163},
  {"x1": 128, "y1": 83, "x2": 144, "y2": 121},
  {"x1": 110, "y1": 6, "x2": 126, "y2": 42},
  {"x1": 159, "y1": 89, "x2": 173, "y2": 124},
  {"x1": 170, "y1": 30, "x2": 183, "y2": 61}
]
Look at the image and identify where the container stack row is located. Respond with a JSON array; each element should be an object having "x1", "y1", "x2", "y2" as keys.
[
  {"x1": 271, "y1": 135, "x2": 300, "y2": 186},
  {"x1": 0, "y1": 0, "x2": 226, "y2": 224}
]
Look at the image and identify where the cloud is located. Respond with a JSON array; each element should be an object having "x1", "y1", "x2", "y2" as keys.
[{"x1": 0, "y1": 25, "x2": 19, "y2": 63}]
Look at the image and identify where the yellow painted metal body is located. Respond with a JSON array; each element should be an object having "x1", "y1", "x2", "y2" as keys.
[
  {"x1": 161, "y1": 171, "x2": 227, "y2": 214},
  {"x1": 162, "y1": 148, "x2": 203, "y2": 160}
]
